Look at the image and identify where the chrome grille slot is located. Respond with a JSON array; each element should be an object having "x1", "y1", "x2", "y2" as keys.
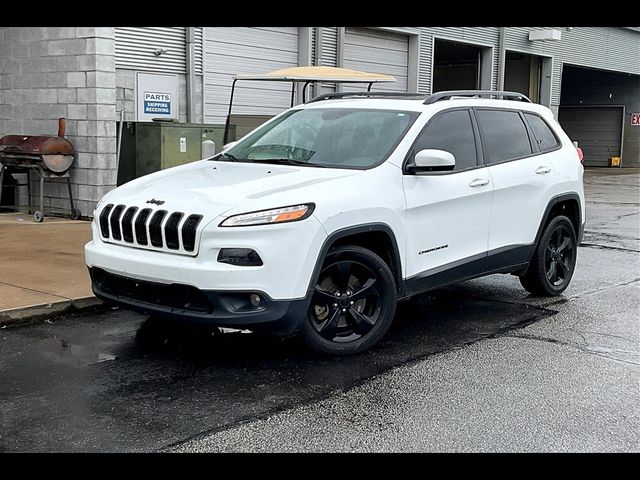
[
  {"x1": 99, "y1": 204, "x2": 113, "y2": 238},
  {"x1": 182, "y1": 215, "x2": 203, "y2": 252},
  {"x1": 149, "y1": 210, "x2": 167, "y2": 248},
  {"x1": 165, "y1": 212, "x2": 184, "y2": 250},
  {"x1": 121, "y1": 207, "x2": 138, "y2": 243},
  {"x1": 110, "y1": 205, "x2": 125, "y2": 241}
]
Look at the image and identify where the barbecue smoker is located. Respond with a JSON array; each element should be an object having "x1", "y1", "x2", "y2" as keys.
[{"x1": 0, "y1": 118, "x2": 81, "y2": 222}]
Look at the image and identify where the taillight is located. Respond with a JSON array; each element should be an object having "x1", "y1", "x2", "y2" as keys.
[{"x1": 576, "y1": 147, "x2": 584, "y2": 163}]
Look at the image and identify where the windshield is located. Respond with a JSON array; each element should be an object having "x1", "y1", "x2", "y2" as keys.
[{"x1": 220, "y1": 108, "x2": 419, "y2": 169}]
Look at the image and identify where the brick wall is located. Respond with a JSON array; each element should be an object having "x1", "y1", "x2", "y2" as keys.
[{"x1": 0, "y1": 27, "x2": 117, "y2": 217}]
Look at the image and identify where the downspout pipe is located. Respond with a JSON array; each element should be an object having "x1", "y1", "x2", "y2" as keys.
[
  {"x1": 497, "y1": 27, "x2": 506, "y2": 91},
  {"x1": 186, "y1": 27, "x2": 196, "y2": 123}
]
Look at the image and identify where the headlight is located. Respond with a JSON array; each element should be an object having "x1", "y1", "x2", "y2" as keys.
[{"x1": 219, "y1": 203, "x2": 315, "y2": 227}]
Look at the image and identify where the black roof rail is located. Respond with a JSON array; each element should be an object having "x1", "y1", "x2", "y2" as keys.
[
  {"x1": 424, "y1": 90, "x2": 532, "y2": 105},
  {"x1": 307, "y1": 91, "x2": 426, "y2": 103}
]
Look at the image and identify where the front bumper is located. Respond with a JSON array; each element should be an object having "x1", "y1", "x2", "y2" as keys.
[
  {"x1": 89, "y1": 267, "x2": 310, "y2": 335},
  {"x1": 85, "y1": 214, "x2": 326, "y2": 300}
]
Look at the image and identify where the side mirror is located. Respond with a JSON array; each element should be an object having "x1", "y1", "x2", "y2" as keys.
[
  {"x1": 223, "y1": 141, "x2": 238, "y2": 150},
  {"x1": 409, "y1": 149, "x2": 456, "y2": 172}
]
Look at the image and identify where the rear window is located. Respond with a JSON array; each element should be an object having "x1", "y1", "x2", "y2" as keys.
[
  {"x1": 524, "y1": 113, "x2": 560, "y2": 152},
  {"x1": 476, "y1": 109, "x2": 533, "y2": 164}
]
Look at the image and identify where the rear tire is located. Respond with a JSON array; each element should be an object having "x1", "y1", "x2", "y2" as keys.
[
  {"x1": 520, "y1": 215, "x2": 577, "y2": 296},
  {"x1": 301, "y1": 245, "x2": 397, "y2": 355}
]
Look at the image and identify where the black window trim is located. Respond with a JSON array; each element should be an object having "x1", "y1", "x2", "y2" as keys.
[
  {"x1": 472, "y1": 106, "x2": 564, "y2": 167},
  {"x1": 522, "y1": 111, "x2": 563, "y2": 155},
  {"x1": 402, "y1": 107, "x2": 484, "y2": 176}
]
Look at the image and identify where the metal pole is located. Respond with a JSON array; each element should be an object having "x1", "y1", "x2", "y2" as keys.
[
  {"x1": 497, "y1": 27, "x2": 506, "y2": 91},
  {"x1": 38, "y1": 168, "x2": 44, "y2": 220},
  {"x1": 290, "y1": 81, "x2": 296, "y2": 107},
  {"x1": 66, "y1": 176, "x2": 75, "y2": 217},
  {"x1": 367, "y1": 82, "x2": 373, "y2": 92},
  {"x1": 223, "y1": 78, "x2": 238, "y2": 144},
  {"x1": 27, "y1": 168, "x2": 31, "y2": 213},
  {"x1": 116, "y1": 109, "x2": 124, "y2": 179},
  {"x1": 0, "y1": 164, "x2": 4, "y2": 210},
  {"x1": 302, "y1": 81, "x2": 311, "y2": 103},
  {"x1": 186, "y1": 27, "x2": 196, "y2": 123}
]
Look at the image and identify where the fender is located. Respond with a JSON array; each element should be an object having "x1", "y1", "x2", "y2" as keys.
[
  {"x1": 531, "y1": 192, "x2": 583, "y2": 259},
  {"x1": 306, "y1": 223, "x2": 405, "y2": 297}
]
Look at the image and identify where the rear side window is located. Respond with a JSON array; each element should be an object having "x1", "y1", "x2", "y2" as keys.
[
  {"x1": 524, "y1": 113, "x2": 560, "y2": 152},
  {"x1": 411, "y1": 109, "x2": 478, "y2": 171},
  {"x1": 476, "y1": 109, "x2": 533, "y2": 164}
]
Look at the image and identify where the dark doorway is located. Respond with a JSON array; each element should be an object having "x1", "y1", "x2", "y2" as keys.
[
  {"x1": 505, "y1": 51, "x2": 542, "y2": 103},
  {"x1": 560, "y1": 65, "x2": 640, "y2": 167},
  {"x1": 433, "y1": 39, "x2": 481, "y2": 92}
]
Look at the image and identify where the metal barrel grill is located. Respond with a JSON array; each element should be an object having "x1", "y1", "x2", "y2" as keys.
[{"x1": 0, "y1": 118, "x2": 80, "y2": 222}]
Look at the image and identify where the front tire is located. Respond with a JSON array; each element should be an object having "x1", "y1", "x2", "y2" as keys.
[
  {"x1": 520, "y1": 215, "x2": 577, "y2": 296},
  {"x1": 301, "y1": 245, "x2": 397, "y2": 355}
]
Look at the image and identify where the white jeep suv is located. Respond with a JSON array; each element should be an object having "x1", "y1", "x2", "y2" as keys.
[{"x1": 85, "y1": 90, "x2": 585, "y2": 355}]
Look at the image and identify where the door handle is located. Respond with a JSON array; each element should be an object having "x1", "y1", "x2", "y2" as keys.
[
  {"x1": 535, "y1": 165, "x2": 552, "y2": 175},
  {"x1": 469, "y1": 178, "x2": 489, "y2": 188}
]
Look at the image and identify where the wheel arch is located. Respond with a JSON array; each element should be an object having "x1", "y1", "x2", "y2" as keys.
[
  {"x1": 307, "y1": 223, "x2": 405, "y2": 297},
  {"x1": 526, "y1": 193, "x2": 582, "y2": 272}
]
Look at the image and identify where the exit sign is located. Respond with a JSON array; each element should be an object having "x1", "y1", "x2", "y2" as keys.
[{"x1": 632, "y1": 113, "x2": 640, "y2": 126}]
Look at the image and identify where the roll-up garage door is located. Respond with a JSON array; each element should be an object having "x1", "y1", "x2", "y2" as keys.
[
  {"x1": 558, "y1": 106, "x2": 623, "y2": 167},
  {"x1": 116, "y1": 27, "x2": 186, "y2": 73},
  {"x1": 115, "y1": 27, "x2": 203, "y2": 74},
  {"x1": 343, "y1": 28, "x2": 409, "y2": 92},
  {"x1": 203, "y1": 27, "x2": 299, "y2": 124}
]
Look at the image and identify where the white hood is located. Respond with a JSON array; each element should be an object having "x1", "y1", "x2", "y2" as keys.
[{"x1": 101, "y1": 159, "x2": 359, "y2": 223}]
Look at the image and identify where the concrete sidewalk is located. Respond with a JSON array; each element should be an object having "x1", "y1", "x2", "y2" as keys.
[{"x1": 0, "y1": 212, "x2": 100, "y2": 324}]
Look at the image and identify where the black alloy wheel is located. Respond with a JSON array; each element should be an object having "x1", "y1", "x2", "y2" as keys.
[
  {"x1": 544, "y1": 224, "x2": 575, "y2": 287},
  {"x1": 520, "y1": 215, "x2": 578, "y2": 296},
  {"x1": 301, "y1": 245, "x2": 397, "y2": 355}
]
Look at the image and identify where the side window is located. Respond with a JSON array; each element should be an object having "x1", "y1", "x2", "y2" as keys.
[
  {"x1": 524, "y1": 113, "x2": 560, "y2": 152},
  {"x1": 412, "y1": 109, "x2": 478, "y2": 171},
  {"x1": 476, "y1": 110, "x2": 533, "y2": 164}
]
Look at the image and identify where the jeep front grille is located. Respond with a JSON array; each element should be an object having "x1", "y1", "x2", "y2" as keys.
[{"x1": 98, "y1": 203, "x2": 203, "y2": 255}]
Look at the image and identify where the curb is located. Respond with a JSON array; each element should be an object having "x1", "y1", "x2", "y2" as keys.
[{"x1": 0, "y1": 296, "x2": 104, "y2": 327}]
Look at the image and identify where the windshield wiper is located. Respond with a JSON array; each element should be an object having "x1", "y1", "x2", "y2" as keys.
[
  {"x1": 217, "y1": 152, "x2": 245, "y2": 162},
  {"x1": 256, "y1": 158, "x2": 327, "y2": 168}
]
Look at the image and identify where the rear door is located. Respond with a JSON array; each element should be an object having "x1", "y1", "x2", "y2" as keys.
[
  {"x1": 478, "y1": 108, "x2": 559, "y2": 263},
  {"x1": 402, "y1": 108, "x2": 493, "y2": 292}
]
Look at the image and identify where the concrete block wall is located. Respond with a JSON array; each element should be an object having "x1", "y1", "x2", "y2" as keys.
[
  {"x1": 0, "y1": 27, "x2": 117, "y2": 218},
  {"x1": 116, "y1": 69, "x2": 203, "y2": 123}
]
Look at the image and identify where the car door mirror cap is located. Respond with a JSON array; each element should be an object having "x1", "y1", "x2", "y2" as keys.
[{"x1": 409, "y1": 149, "x2": 456, "y2": 172}]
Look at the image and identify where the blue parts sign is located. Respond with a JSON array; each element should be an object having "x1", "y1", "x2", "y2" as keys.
[
  {"x1": 144, "y1": 92, "x2": 171, "y2": 115},
  {"x1": 136, "y1": 72, "x2": 178, "y2": 121}
]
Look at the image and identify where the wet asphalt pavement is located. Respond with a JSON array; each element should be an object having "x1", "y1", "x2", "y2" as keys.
[{"x1": 1, "y1": 169, "x2": 638, "y2": 452}]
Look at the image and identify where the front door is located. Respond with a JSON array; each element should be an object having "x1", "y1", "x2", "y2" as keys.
[{"x1": 402, "y1": 108, "x2": 493, "y2": 294}]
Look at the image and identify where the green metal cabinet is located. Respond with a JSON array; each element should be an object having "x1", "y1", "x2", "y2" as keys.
[{"x1": 116, "y1": 122, "x2": 233, "y2": 186}]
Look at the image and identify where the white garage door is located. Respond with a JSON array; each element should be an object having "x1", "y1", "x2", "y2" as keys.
[
  {"x1": 203, "y1": 27, "x2": 299, "y2": 124},
  {"x1": 343, "y1": 28, "x2": 409, "y2": 93}
]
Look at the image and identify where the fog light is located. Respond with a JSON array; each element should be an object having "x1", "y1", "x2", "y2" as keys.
[
  {"x1": 218, "y1": 248, "x2": 263, "y2": 266},
  {"x1": 249, "y1": 294, "x2": 262, "y2": 307}
]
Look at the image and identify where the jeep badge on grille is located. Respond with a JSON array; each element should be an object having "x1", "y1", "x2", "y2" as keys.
[{"x1": 146, "y1": 198, "x2": 165, "y2": 206}]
